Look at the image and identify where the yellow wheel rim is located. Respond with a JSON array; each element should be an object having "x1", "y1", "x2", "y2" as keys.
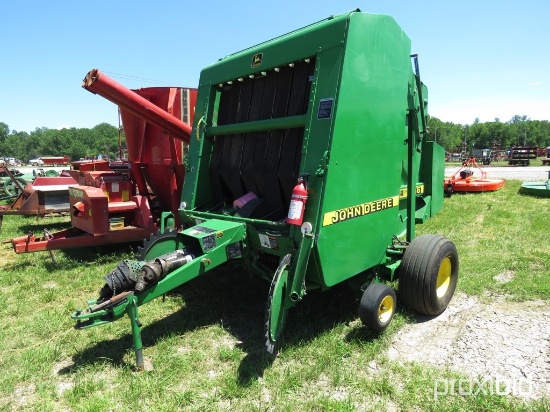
[
  {"x1": 378, "y1": 295, "x2": 394, "y2": 324},
  {"x1": 436, "y1": 257, "x2": 452, "y2": 298}
]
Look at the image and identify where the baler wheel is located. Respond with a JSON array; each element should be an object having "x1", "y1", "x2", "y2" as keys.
[
  {"x1": 265, "y1": 254, "x2": 291, "y2": 356},
  {"x1": 358, "y1": 283, "x2": 396, "y2": 331},
  {"x1": 398, "y1": 234, "x2": 458, "y2": 316}
]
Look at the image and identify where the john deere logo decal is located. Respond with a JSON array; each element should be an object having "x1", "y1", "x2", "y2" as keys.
[{"x1": 252, "y1": 53, "x2": 263, "y2": 68}]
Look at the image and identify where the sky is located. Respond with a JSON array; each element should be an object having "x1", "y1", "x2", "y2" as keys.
[{"x1": 1, "y1": 1, "x2": 549, "y2": 133}]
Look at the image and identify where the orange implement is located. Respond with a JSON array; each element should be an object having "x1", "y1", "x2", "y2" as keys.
[{"x1": 444, "y1": 158, "x2": 505, "y2": 193}]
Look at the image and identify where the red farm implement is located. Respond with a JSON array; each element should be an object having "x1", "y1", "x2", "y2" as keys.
[
  {"x1": 9, "y1": 69, "x2": 197, "y2": 255},
  {"x1": 0, "y1": 175, "x2": 78, "y2": 227}
]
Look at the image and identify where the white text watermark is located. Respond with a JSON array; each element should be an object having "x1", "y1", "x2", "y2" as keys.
[{"x1": 433, "y1": 376, "x2": 533, "y2": 399}]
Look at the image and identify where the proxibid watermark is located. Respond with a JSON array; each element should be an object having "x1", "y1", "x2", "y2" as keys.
[{"x1": 433, "y1": 376, "x2": 533, "y2": 399}]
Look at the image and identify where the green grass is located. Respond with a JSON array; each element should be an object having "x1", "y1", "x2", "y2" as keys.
[{"x1": 0, "y1": 182, "x2": 548, "y2": 411}]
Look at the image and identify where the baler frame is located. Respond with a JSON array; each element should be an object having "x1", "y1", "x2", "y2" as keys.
[{"x1": 72, "y1": 10, "x2": 458, "y2": 370}]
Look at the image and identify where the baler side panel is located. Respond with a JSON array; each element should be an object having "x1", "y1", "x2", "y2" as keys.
[
  {"x1": 420, "y1": 140, "x2": 445, "y2": 217},
  {"x1": 298, "y1": 45, "x2": 346, "y2": 286},
  {"x1": 184, "y1": 84, "x2": 215, "y2": 211},
  {"x1": 316, "y1": 14, "x2": 413, "y2": 287}
]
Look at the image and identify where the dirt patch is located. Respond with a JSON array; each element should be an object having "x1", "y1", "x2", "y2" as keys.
[
  {"x1": 387, "y1": 293, "x2": 549, "y2": 399},
  {"x1": 494, "y1": 270, "x2": 515, "y2": 284},
  {"x1": 10, "y1": 383, "x2": 36, "y2": 408}
]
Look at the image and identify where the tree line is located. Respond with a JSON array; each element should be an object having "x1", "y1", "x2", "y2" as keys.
[
  {"x1": 1, "y1": 114, "x2": 549, "y2": 163},
  {"x1": 0, "y1": 122, "x2": 124, "y2": 163},
  {"x1": 427, "y1": 115, "x2": 550, "y2": 154}
]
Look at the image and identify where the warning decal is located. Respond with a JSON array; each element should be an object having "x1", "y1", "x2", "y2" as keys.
[
  {"x1": 258, "y1": 233, "x2": 279, "y2": 250},
  {"x1": 317, "y1": 98, "x2": 334, "y2": 120},
  {"x1": 251, "y1": 53, "x2": 263, "y2": 68}
]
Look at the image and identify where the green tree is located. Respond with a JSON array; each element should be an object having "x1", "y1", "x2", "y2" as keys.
[
  {"x1": 19, "y1": 131, "x2": 40, "y2": 161},
  {"x1": 0, "y1": 122, "x2": 9, "y2": 148},
  {"x1": 427, "y1": 116, "x2": 464, "y2": 153},
  {"x1": 91, "y1": 123, "x2": 121, "y2": 159},
  {"x1": 41, "y1": 129, "x2": 68, "y2": 156},
  {"x1": 0, "y1": 115, "x2": 548, "y2": 165}
]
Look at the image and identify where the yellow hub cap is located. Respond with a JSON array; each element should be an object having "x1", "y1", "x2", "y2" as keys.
[
  {"x1": 378, "y1": 295, "x2": 394, "y2": 324},
  {"x1": 436, "y1": 257, "x2": 452, "y2": 298}
]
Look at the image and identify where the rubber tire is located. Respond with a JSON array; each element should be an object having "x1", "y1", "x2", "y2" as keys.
[
  {"x1": 398, "y1": 234, "x2": 458, "y2": 316},
  {"x1": 358, "y1": 283, "x2": 396, "y2": 332}
]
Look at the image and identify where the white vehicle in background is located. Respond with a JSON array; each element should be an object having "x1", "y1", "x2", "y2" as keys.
[
  {"x1": 3, "y1": 157, "x2": 21, "y2": 166},
  {"x1": 29, "y1": 158, "x2": 45, "y2": 166}
]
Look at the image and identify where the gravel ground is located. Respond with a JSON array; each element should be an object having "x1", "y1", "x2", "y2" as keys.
[
  {"x1": 391, "y1": 166, "x2": 550, "y2": 401},
  {"x1": 387, "y1": 293, "x2": 550, "y2": 400},
  {"x1": 445, "y1": 165, "x2": 550, "y2": 182}
]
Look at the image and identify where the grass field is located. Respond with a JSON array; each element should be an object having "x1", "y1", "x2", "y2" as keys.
[{"x1": 0, "y1": 180, "x2": 548, "y2": 411}]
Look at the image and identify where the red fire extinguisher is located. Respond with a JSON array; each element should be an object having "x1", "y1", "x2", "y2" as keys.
[{"x1": 287, "y1": 174, "x2": 309, "y2": 226}]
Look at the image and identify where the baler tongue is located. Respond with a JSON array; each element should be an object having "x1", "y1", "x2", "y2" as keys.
[{"x1": 72, "y1": 219, "x2": 246, "y2": 370}]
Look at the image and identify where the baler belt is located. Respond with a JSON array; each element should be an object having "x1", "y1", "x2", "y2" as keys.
[{"x1": 210, "y1": 58, "x2": 315, "y2": 219}]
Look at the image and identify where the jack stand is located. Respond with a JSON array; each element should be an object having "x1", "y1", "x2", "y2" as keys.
[{"x1": 127, "y1": 296, "x2": 144, "y2": 370}]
